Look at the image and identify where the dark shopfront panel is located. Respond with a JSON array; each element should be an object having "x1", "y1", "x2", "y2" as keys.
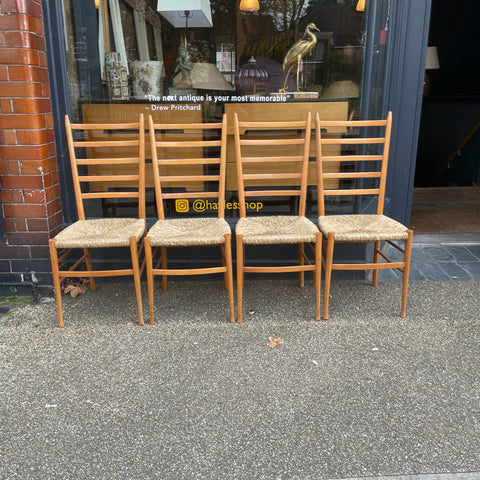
[{"x1": 44, "y1": 0, "x2": 431, "y2": 264}]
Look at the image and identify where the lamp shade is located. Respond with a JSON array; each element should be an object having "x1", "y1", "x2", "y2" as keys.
[
  {"x1": 240, "y1": 0, "x2": 259, "y2": 11},
  {"x1": 425, "y1": 46, "x2": 440, "y2": 70},
  {"x1": 157, "y1": 0, "x2": 213, "y2": 28},
  {"x1": 321, "y1": 80, "x2": 359, "y2": 99},
  {"x1": 174, "y1": 63, "x2": 234, "y2": 90},
  {"x1": 235, "y1": 57, "x2": 268, "y2": 94}
]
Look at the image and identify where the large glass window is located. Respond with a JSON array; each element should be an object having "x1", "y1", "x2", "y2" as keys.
[{"x1": 63, "y1": 0, "x2": 373, "y2": 218}]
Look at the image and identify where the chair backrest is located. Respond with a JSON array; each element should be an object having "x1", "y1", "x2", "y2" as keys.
[
  {"x1": 233, "y1": 112, "x2": 312, "y2": 217},
  {"x1": 315, "y1": 111, "x2": 393, "y2": 216},
  {"x1": 64, "y1": 114, "x2": 146, "y2": 220},
  {"x1": 148, "y1": 114, "x2": 228, "y2": 220}
]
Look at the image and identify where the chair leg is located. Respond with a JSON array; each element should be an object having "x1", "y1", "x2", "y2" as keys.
[
  {"x1": 298, "y1": 243, "x2": 305, "y2": 287},
  {"x1": 49, "y1": 239, "x2": 64, "y2": 328},
  {"x1": 221, "y1": 244, "x2": 228, "y2": 290},
  {"x1": 145, "y1": 237, "x2": 155, "y2": 325},
  {"x1": 323, "y1": 232, "x2": 335, "y2": 320},
  {"x1": 161, "y1": 246, "x2": 167, "y2": 291},
  {"x1": 224, "y1": 234, "x2": 235, "y2": 323},
  {"x1": 130, "y1": 236, "x2": 144, "y2": 326},
  {"x1": 400, "y1": 229, "x2": 414, "y2": 318},
  {"x1": 314, "y1": 232, "x2": 322, "y2": 321},
  {"x1": 83, "y1": 248, "x2": 96, "y2": 291},
  {"x1": 236, "y1": 234, "x2": 244, "y2": 323},
  {"x1": 372, "y1": 240, "x2": 381, "y2": 286}
]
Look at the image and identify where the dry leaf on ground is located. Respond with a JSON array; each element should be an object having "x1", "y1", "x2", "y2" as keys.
[
  {"x1": 267, "y1": 337, "x2": 284, "y2": 348},
  {"x1": 62, "y1": 279, "x2": 89, "y2": 297}
]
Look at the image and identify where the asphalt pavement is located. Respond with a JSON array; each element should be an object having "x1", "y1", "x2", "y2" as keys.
[{"x1": 1, "y1": 278, "x2": 479, "y2": 480}]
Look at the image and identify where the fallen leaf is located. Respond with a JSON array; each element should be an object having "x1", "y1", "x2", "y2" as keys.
[
  {"x1": 62, "y1": 278, "x2": 89, "y2": 297},
  {"x1": 267, "y1": 337, "x2": 284, "y2": 348}
]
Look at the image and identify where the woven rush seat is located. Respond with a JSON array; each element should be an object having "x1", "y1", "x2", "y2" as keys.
[
  {"x1": 318, "y1": 214, "x2": 409, "y2": 242},
  {"x1": 54, "y1": 218, "x2": 146, "y2": 249},
  {"x1": 147, "y1": 218, "x2": 231, "y2": 247},
  {"x1": 236, "y1": 215, "x2": 319, "y2": 245}
]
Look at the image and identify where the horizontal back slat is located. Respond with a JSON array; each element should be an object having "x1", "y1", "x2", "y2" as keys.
[
  {"x1": 324, "y1": 188, "x2": 380, "y2": 196},
  {"x1": 239, "y1": 138, "x2": 306, "y2": 147},
  {"x1": 322, "y1": 172, "x2": 382, "y2": 179},
  {"x1": 77, "y1": 158, "x2": 140, "y2": 165},
  {"x1": 321, "y1": 137, "x2": 385, "y2": 145},
  {"x1": 241, "y1": 156, "x2": 304, "y2": 164},
  {"x1": 81, "y1": 191, "x2": 140, "y2": 200},
  {"x1": 244, "y1": 190, "x2": 302, "y2": 198},
  {"x1": 80, "y1": 175, "x2": 139, "y2": 183},
  {"x1": 321, "y1": 155, "x2": 383, "y2": 162},
  {"x1": 74, "y1": 140, "x2": 140, "y2": 148},
  {"x1": 161, "y1": 191, "x2": 220, "y2": 200}
]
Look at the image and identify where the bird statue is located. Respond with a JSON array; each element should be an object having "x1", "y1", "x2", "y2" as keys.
[{"x1": 281, "y1": 23, "x2": 320, "y2": 92}]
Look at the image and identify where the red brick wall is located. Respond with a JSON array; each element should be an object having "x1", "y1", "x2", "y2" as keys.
[{"x1": 0, "y1": 0, "x2": 61, "y2": 287}]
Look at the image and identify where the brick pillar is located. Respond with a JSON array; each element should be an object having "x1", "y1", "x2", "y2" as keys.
[{"x1": 0, "y1": 0, "x2": 62, "y2": 292}]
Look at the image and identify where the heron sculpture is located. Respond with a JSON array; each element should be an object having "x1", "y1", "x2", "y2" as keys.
[{"x1": 281, "y1": 23, "x2": 320, "y2": 92}]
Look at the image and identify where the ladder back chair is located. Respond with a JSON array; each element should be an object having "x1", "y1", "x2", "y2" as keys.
[
  {"x1": 315, "y1": 112, "x2": 413, "y2": 319},
  {"x1": 49, "y1": 115, "x2": 146, "y2": 327},
  {"x1": 145, "y1": 114, "x2": 234, "y2": 324},
  {"x1": 234, "y1": 112, "x2": 321, "y2": 323}
]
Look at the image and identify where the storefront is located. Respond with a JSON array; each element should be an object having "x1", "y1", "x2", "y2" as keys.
[{"x1": 0, "y1": 0, "x2": 431, "y2": 290}]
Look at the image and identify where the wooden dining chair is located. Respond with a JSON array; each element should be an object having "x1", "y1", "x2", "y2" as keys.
[
  {"x1": 315, "y1": 112, "x2": 413, "y2": 319},
  {"x1": 49, "y1": 115, "x2": 146, "y2": 327},
  {"x1": 233, "y1": 112, "x2": 322, "y2": 323},
  {"x1": 145, "y1": 114, "x2": 234, "y2": 324}
]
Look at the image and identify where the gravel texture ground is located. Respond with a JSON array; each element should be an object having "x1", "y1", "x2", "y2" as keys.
[{"x1": 1, "y1": 279, "x2": 479, "y2": 480}]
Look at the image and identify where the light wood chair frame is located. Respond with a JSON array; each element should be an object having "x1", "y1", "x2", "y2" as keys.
[
  {"x1": 234, "y1": 112, "x2": 322, "y2": 323},
  {"x1": 49, "y1": 115, "x2": 146, "y2": 327},
  {"x1": 315, "y1": 111, "x2": 413, "y2": 319},
  {"x1": 145, "y1": 114, "x2": 235, "y2": 324}
]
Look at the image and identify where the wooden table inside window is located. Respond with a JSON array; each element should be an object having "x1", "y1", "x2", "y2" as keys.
[{"x1": 224, "y1": 101, "x2": 349, "y2": 191}]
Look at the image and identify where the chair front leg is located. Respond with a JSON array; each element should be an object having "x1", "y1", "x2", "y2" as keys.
[
  {"x1": 298, "y1": 243, "x2": 305, "y2": 287},
  {"x1": 224, "y1": 234, "x2": 235, "y2": 323},
  {"x1": 314, "y1": 233, "x2": 322, "y2": 321},
  {"x1": 49, "y1": 239, "x2": 65, "y2": 328},
  {"x1": 323, "y1": 232, "x2": 335, "y2": 320},
  {"x1": 372, "y1": 240, "x2": 381, "y2": 286},
  {"x1": 400, "y1": 229, "x2": 414, "y2": 318},
  {"x1": 145, "y1": 237, "x2": 155, "y2": 325},
  {"x1": 130, "y1": 236, "x2": 144, "y2": 326},
  {"x1": 221, "y1": 244, "x2": 228, "y2": 290},
  {"x1": 161, "y1": 246, "x2": 167, "y2": 291},
  {"x1": 83, "y1": 247, "x2": 96, "y2": 291},
  {"x1": 236, "y1": 234, "x2": 244, "y2": 323}
]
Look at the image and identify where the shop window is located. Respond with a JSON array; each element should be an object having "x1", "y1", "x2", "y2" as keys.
[{"x1": 62, "y1": 0, "x2": 369, "y2": 219}]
